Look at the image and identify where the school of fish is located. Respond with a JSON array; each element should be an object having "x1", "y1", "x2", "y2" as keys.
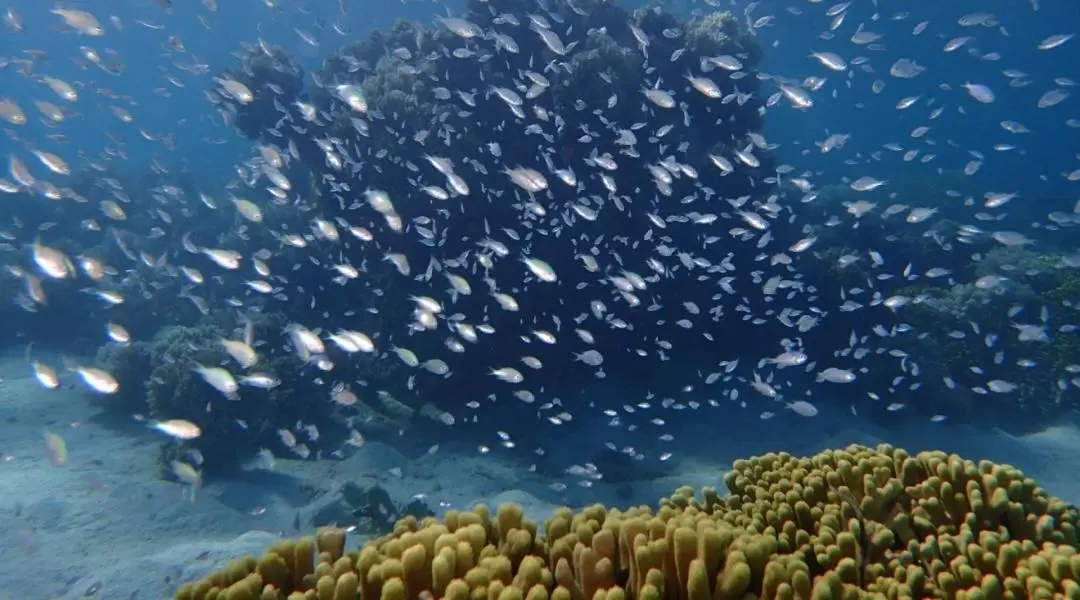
[{"x1": 1, "y1": 0, "x2": 1078, "y2": 493}]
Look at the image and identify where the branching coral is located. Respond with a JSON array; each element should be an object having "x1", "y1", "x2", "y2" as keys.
[
  {"x1": 175, "y1": 444, "x2": 1079, "y2": 600},
  {"x1": 145, "y1": 324, "x2": 233, "y2": 416},
  {"x1": 682, "y1": 11, "x2": 760, "y2": 62}
]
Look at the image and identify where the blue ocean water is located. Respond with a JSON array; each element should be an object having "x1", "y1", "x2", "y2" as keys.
[{"x1": 0, "y1": 0, "x2": 1079, "y2": 598}]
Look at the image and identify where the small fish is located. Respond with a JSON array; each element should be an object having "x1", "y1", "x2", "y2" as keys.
[
  {"x1": 963, "y1": 82, "x2": 995, "y2": 103},
  {"x1": 106, "y1": 323, "x2": 130, "y2": 344},
  {"x1": 1038, "y1": 33, "x2": 1073, "y2": 50},
  {"x1": 220, "y1": 339, "x2": 258, "y2": 368},
  {"x1": 240, "y1": 373, "x2": 281, "y2": 389},
  {"x1": 521, "y1": 255, "x2": 557, "y2": 282},
  {"x1": 75, "y1": 367, "x2": 119, "y2": 394},
  {"x1": 194, "y1": 365, "x2": 238, "y2": 398},
  {"x1": 43, "y1": 431, "x2": 68, "y2": 467},
  {"x1": 850, "y1": 176, "x2": 887, "y2": 192},
  {"x1": 32, "y1": 240, "x2": 73, "y2": 279},
  {"x1": 139, "y1": 416, "x2": 202, "y2": 440},
  {"x1": 52, "y1": 8, "x2": 105, "y2": 35},
  {"x1": 491, "y1": 367, "x2": 524, "y2": 383},
  {"x1": 786, "y1": 401, "x2": 818, "y2": 417},
  {"x1": 31, "y1": 362, "x2": 59, "y2": 389},
  {"x1": 171, "y1": 460, "x2": 202, "y2": 488},
  {"x1": 809, "y1": 51, "x2": 847, "y2": 71}
]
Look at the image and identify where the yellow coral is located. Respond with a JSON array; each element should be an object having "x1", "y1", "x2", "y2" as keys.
[{"x1": 175, "y1": 444, "x2": 1080, "y2": 600}]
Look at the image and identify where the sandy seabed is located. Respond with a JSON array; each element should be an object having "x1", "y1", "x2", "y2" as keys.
[{"x1": 0, "y1": 351, "x2": 1077, "y2": 600}]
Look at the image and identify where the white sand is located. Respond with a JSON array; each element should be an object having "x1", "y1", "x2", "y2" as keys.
[{"x1": 0, "y1": 352, "x2": 1076, "y2": 600}]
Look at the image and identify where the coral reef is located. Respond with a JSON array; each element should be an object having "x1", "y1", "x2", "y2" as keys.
[
  {"x1": 95, "y1": 309, "x2": 437, "y2": 473},
  {"x1": 97, "y1": 318, "x2": 340, "y2": 471},
  {"x1": 890, "y1": 245, "x2": 1080, "y2": 427},
  {"x1": 214, "y1": 45, "x2": 305, "y2": 141},
  {"x1": 0, "y1": 167, "x2": 208, "y2": 349},
  {"x1": 199, "y1": 0, "x2": 777, "y2": 396},
  {"x1": 175, "y1": 444, "x2": 1080, "y2": 600}
]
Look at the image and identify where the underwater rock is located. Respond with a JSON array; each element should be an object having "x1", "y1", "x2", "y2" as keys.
[{"x1": 307, "y1": 482, "x2": 434, "y2": 535}]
